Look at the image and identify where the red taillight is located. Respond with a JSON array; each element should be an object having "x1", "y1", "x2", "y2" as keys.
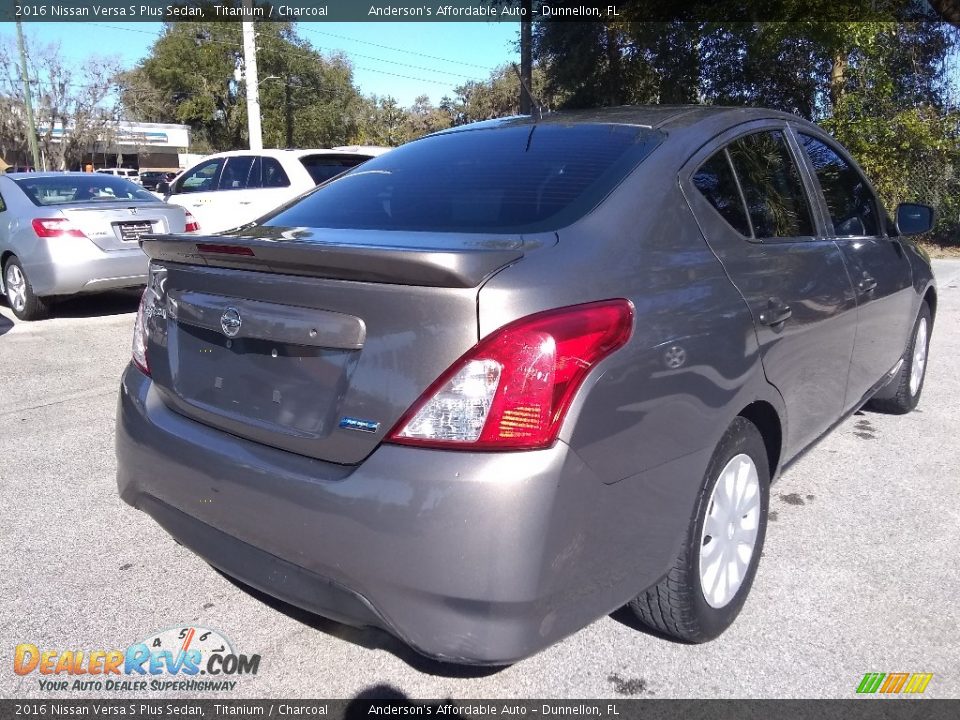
[
  {"x1": 387, "y1": 299, "x2": 634, "y2": 450},
  {"x1": 184, "y1": 210, "x2": 200, "y2": 233},
  {"x1": 132, "y1": 288, "x2": 151, "y2": 376},
  {"x1": 31, "y1": 218, "x2": 87, "y2": 238}
]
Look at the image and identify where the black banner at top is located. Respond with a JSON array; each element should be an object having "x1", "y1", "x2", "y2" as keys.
[{"x1": 3, "y1": 0, "x2": 957, "y2": 23}]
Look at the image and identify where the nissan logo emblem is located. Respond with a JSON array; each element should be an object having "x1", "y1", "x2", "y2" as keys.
[{"x1": 220, "y1": 308, "x2": 242, "y2": 338}]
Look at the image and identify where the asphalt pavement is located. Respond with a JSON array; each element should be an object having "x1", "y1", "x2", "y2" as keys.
[{"x1": 1, "y1": 261, "x2": 959, "y2": 700}]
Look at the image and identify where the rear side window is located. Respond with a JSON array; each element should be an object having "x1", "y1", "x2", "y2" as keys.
[
  {"x1": 727, "y1": 131, "x2": 815, "y2": 239},
  {"x1": 262, "y1": 157, "x2": 290, "y2": 188},
  {"x1": 265, "y1": 124, "x2": 664, "y2": 233},
  {"x1": 219, "y1": 156, "x2": 256, "y2": 190},
  {"x1": 692, "y1": 151, "x2": 751, "y2": 236},
  {"x1": 0, "y1": 191, "x2": 6, "y2": 212},
  {"x1": 798, "y1": 134, "x2": 879, "y2": 237},
  {"x1": 300, "y1": 154, "x2": 369, "y2": 185},
  {"x1": 246, "y1": 157, "x2": 292, "y2": 188}
]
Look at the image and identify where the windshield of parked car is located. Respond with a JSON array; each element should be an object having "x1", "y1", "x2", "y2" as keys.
[
  {"x1": 13, "y1": 175, "x2": 157, "y2": 206},
  {"x1": 262, "y1": 123, "x2": 664, "y2": 233}
]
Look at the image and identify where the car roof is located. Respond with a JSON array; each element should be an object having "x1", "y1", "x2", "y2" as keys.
[
  {"x1": 4, "y1": 172, "x2": 136, "y2": 179},
  {"x1": 432, "y1": 104, "x2": 818, "y2": 135},
  {"x1": 200, "y1": 147, "x2": 392, "y2": 160}
]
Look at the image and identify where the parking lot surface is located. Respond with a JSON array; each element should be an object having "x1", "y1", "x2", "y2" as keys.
[{"x1": 2, "y1": 260, "x2": 959, "y2": 700}]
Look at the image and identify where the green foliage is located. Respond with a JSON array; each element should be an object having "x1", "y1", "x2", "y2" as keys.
[
  {"x1": 449, "y1": 65, "x2": 555, "y2": 123},
  {"x1": 534, "y1": 4, "x2": 960, "y2": 243},
  {"x1": 121, "y1": 21, "x2": 364, "y2": 150}
]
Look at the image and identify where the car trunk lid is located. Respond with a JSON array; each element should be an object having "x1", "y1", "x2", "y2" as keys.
[
  {"x1": 139, "y1": 228, "x2": 544, "y2": 464},
  {"x1": 59, "y1": 202, "x2": 185, "y2": 252}
]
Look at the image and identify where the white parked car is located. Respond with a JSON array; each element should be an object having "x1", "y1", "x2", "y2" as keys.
[
  {"x1": 96, "y1": 168, "x2": 141, "y2": 184},
  {"x1": 160, "y1": 147, "x2": 391, "y2": 233}
]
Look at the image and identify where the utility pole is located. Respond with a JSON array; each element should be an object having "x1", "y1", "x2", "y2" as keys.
[
  {"x1": 241, "y1": 0, "x2": 263, "y2": 151},
  {"x1": 519, "y1": 0, "x2": 533, "y2": 114},
  {"x1": 15, "y1": 21, "x2": 41, "y2": 170}
]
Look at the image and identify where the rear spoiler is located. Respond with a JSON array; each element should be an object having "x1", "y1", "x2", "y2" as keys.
[{"x1": 140, "y1": 233, "x2": 525, "y2": 288}]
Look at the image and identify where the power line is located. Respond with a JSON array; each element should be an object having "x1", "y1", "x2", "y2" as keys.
[
  {"x1": 333, "y1": 49, "x2": 479, "y2": 80},
  {"x1": 298, "y1": 27, "x2": 497, "y2": 70},
  {"x1": 86, "y1": 22, "x2": 492, "y2": 86},
  {"x1": 351, "y1": 65, "x2": 459, "y2": 87}
]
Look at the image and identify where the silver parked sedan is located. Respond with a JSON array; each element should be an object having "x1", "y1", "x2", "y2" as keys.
[{"x1": 0, "y1": 173, "x2": 192, "y2": 320}]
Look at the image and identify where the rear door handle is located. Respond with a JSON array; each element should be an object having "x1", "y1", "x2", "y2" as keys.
[
  {"x1": 858, "y1": 274, "x2": 878, "y2": 294},
  {"x1": 758, "y1": 298, "x2": 792, "y2": 326}
]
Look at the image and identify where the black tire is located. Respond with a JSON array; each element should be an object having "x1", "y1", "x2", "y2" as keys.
[
  {"x1": 629, "y1": 416, "x2": 770, "y2": 643},
  {"x1": 3, "y1": 256, "x2": 51, "y2": 321},
  {"x1": 867, "y1": 303, "x2": 932, "y2": 415}
]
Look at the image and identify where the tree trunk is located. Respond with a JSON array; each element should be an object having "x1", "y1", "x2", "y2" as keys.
[
  {"x1": 606, "y1": 26, "x2": 621, "y2": 106},
  {"x1": 830, "y1": 51, "x2": 847, "y2": 109},
  {"x1": 519, "y1": 0, "x2": 532, "y2": 114},
  {"x1": 285, "y1": 81, "x2": 293, "y2": 147}
]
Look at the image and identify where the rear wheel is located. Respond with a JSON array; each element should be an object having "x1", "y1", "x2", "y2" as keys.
[
  {"x1": 868, "y1": 303, "x2": 931, "y2": 415},
  {"x1": 629, "y1": 416, "x2": 770, "y2": 642},
  {"x1": 4, "y1": 256, "x2": 51, "y2": 321}
]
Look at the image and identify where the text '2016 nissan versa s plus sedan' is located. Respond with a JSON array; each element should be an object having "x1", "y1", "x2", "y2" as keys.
[{"x1": 115, "y1": 106, "x2": 936, "y2": 665}]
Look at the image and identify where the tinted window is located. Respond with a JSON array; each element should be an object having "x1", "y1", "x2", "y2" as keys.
[
  {"x1": 13, "y1": 176, "x2": 156, "y2": 206},
  {"x1": 265, "y1": 124, "x2": 664, "y2": 233},
  {"x1": 0, "y1": 191, "x2": 6, "y2": 212},
  {"x1": 262, "y1": 157, "x2": 290, "y2": 188},
  {"x1": 219, "y1": 156, "x2": 256, "y2": 190},
  {"x1": 727, "y1": 131, "x2": 814, "y2": 238},
  {"x1": 176, "y1": 158, "x2": 224, "y2": 194},
  {"x1": 798, "y1": 134, "x2": 879, "y2": 237},
  {"x1": 300, "y1": 154, "x2": 369, "y2": 185},
  {"x1": 693, "y1": 151, "x2": 751, "y2": 236}
]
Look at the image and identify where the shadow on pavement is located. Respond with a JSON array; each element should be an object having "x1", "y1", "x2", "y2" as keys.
[
  {"x1": 52, "y1": 289, "x2": 142, "y2": 318},
  {"x1": 218, "y1": 571, "x2": 506, "y2": 679},
  {"x1": 0, "y1": 288, "x2": 142, "y2": 322},
  {"x1": 607, "y1": 604, "x2": 690, "y2": 644}
]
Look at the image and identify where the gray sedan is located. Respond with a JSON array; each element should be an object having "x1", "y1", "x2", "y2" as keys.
[
  {"x1": 0, "y1": 173, "x2": 191, "y2": 320},
  {"x1": 116, "y1": 106, "x2": 935, "y2": 665}
]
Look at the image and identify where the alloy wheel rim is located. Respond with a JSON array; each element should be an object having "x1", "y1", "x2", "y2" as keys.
[
  {"x1": 699, "y1": 453, "x2": 761, "y2": 609},
  {"x1": 909, "y1": 318, "x2": 928, "y2": 397},
  {"x1": 5, "y1": 265, "x2": 26, "y2": 312}
]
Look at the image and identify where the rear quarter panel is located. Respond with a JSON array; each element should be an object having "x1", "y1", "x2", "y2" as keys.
[{"x1": 477, "y1": 148, "x2": 784, "y2": 598}]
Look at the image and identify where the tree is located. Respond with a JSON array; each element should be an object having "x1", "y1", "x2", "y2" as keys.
[
  {"x1": 121, "y1": 21, "x2": 366, "y2": 151},
  {"x1": 357, "y1": 95, "x2": 409, "y2": 146},
  {"x1": 532, "y1": 2, "x2": 960, "y2": 242},
  {"x1": 0, "y1": 34, "x2": 121, "y2": 169},
  {"x1": 448, "y1": 64, "x2": 556, "y2": 125}
]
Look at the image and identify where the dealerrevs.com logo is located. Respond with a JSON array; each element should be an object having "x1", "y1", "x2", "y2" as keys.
[
  {"x1": 14, "y1": 626, "x2": 261, "y2": 692},
  {"x1": 856, "y1": 672, "x2": 934, "y2": 695}
]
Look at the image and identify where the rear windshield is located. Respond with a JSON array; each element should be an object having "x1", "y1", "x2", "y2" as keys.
[
  {"x1": 264, "y1": 123, "x2": 664, "y2": 233},
  {"x1": 14, "y1": 175, "x2": 156, "y2": 206},
  {"x1": 300, "y1": 154, "x2": 372, "y2": 185}
]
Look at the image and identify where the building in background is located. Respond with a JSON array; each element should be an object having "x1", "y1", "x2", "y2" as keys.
[{"x1": 2, "y1": 120, "x2": 192, "y2": 172}]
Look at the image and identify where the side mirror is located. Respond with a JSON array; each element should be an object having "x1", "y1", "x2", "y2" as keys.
[
  {"x1": 896, "y1": 203, "x2": 935, "y2": 236},
  {"x1": 156, "y1": 181, "x2": 171, "y2": 196}
]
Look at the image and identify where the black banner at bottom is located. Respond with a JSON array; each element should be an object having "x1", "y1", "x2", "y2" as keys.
[{"x1": 1, "y1": 700, "x2": 958, "y2": 720}]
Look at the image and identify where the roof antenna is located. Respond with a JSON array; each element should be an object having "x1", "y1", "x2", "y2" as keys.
[{"x1": 512, "y1": 63, "x2": 544, "y2": 121}]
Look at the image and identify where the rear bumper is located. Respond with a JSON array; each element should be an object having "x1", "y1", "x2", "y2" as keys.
[
  {"x1": 22, "y1": 238, "x2": 147, "y2": 296},
  {"x1": 116, "y1": 365, "x2": 701, "y2": 664}
]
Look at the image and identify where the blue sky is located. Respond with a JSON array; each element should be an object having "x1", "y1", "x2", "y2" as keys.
[{"x1": 3, "y1": 21, "x2": 520, "y2": 107}]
